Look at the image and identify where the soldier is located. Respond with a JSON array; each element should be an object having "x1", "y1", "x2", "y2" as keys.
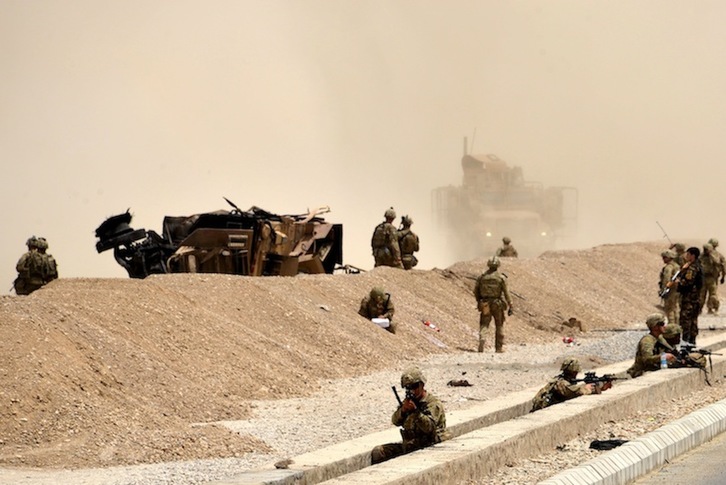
[
  {"x1": 36, "y1": 237, "x2": 58, "y2": 283},
  {"x1": 474, "y1": 256, "x2": 513, "y2": 353},
  {"x1": 358, "y1": 287, "x2": 396, "y2": 334},
  {"x1": 397, "y1": 215, "x2": 420, "y2": 270},
  {"x1": 496, "y1": 236, "x2": 519, "y2": 258},
  {"x1": 708, "y1": 238, "x2": 726, "y2": 284},
  {"x1": 371, "y1": 367, "x2": 449, "y2": 464},
  {"x1": 699, "y1": 243, "x2": 723, "y2": 315},
  {"x1": 531, "y1": 358, "x2": 612, "y2": 412},
  {"x1": 670, "y1": 242, "x2": 686, "y2": 266},
  {"x1": 371, "y1": 208, "x2": 403, "y2": 269},
  {"x1": 626, "y1": 313, "x2": 676, "y2": 378},
  {"x1": 659, "y1": 250, "x2": 680, "y2": 326},
  {"x1": 676, "y1": 247, "x2": 704, "y2": 345},
  {"x1": 14, "y1": 236, "x2": 46, "y2": 295}
]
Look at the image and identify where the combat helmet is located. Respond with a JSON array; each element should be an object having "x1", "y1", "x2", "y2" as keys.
[
  {"x1": 560, "y1": 357, "x2": 581, "y2": 374},
  {"x1": 663, "y1": 324, "x2": 682, "y2": 340},
  {"x1": 26, "y1": 236, "x2": 39, "y2": 249},
  {"x1": 400, "y1": 367, "x2": 426, "y2": 388},
  {"x1": 709, "y1": 238, "x2": 719, "y2": 248},
  {"x1": 502, "y1": 236, "x2": 511, "y2": 244},
  {"x1": 704, "y1": 243, "x2": 714, "y2": 252},
  {"x1": 401, "y1": 215, "x2": 413, "y2": 226},
  {"x1": 661, "y1": 250, "x2": 676, "y2": 260},
  {"x1": 646, "y1": 313, "x2": 666, "y2": 330},
  {"x1": 35, "y1": 237, "x2": 49, "y2": 250},
  {"x1": 487, "y1": 256, "x2": 500, "y2": 269},
  {"x1": 370, "y1": 287, "x2": 386, "y2": 300},
  {"x1": 384, "y1": 207, "x2": 396, "y2": 220}
]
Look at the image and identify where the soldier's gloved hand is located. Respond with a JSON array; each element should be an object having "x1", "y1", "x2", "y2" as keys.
[{"x1": 507, "y1": 307, "x2": 513, "y2": 316}]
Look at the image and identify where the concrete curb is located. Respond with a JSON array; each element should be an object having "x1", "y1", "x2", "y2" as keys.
[
  {"x1": 538, "y1": 397, "x2": 726, "y2": 485},
  {"x1": 213, "y1": 334, "x2": 726, "y2": 485}
]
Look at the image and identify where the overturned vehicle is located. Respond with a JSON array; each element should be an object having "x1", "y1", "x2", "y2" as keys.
[{"x1": 95, "y1": 199, "x2": 343, "y2": 278}]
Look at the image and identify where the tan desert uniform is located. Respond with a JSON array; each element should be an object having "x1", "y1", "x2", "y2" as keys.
[
  {"x1": 627, "y1": 314, "x2": 672, "y2": 378},
  {"x1": 474, "y1": 257, "x2": 513, "y2": 353},
  {"x1": 659, "y1": 250, "x2": 680, "y2": 326},
  {"x1": 496, "y1": 237, "x2": 518, "y2": 258},
  {"x1": 700, "y1": 244, "x2": 724, "y2": 314}
]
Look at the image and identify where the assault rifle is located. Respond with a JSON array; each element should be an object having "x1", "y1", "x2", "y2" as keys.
[
  {"x1": 666, "y1": 344, "x2": 720, "y2": 386},
  {"x1": 659, "y1": 269, "x2": 681, "y2": 298},
  {"x1": 574, "y1": 372, "x2": 625, "y2": 385},
  {"x1": 391, "y1": 386, "x2": 429, "y2": 414}
]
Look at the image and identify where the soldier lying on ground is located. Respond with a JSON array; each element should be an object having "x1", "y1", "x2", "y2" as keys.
[{"x1": 531, "y1": 357, "x2": 612, "y2": 412}]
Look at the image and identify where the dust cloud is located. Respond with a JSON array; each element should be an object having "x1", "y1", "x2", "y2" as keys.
[{"x1": 2, "y1": 1, "x2": 725, "y2": 290}]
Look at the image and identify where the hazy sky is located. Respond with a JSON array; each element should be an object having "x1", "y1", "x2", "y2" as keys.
[{"x1": 2, "y1": 1, "x2": 725, "y2": 290}]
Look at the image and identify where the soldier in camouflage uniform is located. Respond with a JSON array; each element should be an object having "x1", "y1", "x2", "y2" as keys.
[
  {"x1": 36, "y1": 237, "x2": 58, "y2": 283},
  {"x1": 699, "y1": 243, "x2": 723, "y2": 314},
  {"x1": 531, "y1": 358, "x2": 612, "y2": 412},
  {"x1": 670, "y1": 242, "x2": 686, "y2": 266},
  {"x1": 676, "y1": 247, "x2": 704, "y2": 345},
  {"x1": 396, "y1": 215, "x2": 419, "y2": 270},
  {"x1": 371, "y1": 367, "x2": 449, "y2": 464},
  {"x1": 496, "y1": 237, "x2": 518, "y2": 258},
  {"x1": 359, "y1": 287, "x2": 396, "y2": 334},
  {"x1": 14, "y1": 236, "x2": 46, "y2": 295},
  {"x1": 708, "y1": 238, "x2": 726, "y2": 284},
  {"x1": 627, "y1": 313, "x2": 676, "y2": 378},
  {"x1": 474, "y1": 256, "x2": 513, "y2": 353},
  {"x1": 371, "y1": 208, "x2": 403, "y2": 269},
  {"x1": 659, "y1": 250, "x2": 680, "y2": 326}
]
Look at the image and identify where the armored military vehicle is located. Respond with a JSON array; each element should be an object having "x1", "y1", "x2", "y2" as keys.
[
  {"x1": 431, "y1": 140, "x2": 577, "y2": 259},
  {"x1": 95, "y1": 198, "x2": 343, "y2": 278}
]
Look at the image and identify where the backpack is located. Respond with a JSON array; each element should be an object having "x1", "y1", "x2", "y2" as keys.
[
  {"x1": 371, "y1": 223, "x2": 388, "y2": 250},
  {"x1": 24, "y1": 251, "x2": 46, "y2": 283}
]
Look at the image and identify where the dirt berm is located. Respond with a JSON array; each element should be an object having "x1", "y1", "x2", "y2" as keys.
[{"x1": 0, "y1": 242, "x2": 667, "y2": 469}]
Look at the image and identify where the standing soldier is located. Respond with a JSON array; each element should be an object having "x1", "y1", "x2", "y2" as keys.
[
  {"x1": 699, "y1": 243, "x2": 722, "y2": 315},
  {"x1": 371, "y1": 208, "x2": 403, "y2": 269},
  {"x1": 14, "y1": 236, "x2": 46, "y2": 295},
  {"x1": 397, "y1": 215, "x2": 419, "y2": 270},
  {"x1": 474, "y1": 256, "x2": 513, "y2": 353},
  {"x1": 675, "y1": 247, "x2": 704, "y2": 345},
  {"x1": 36, "y1": 237, "x2": 59, "y2": 283},
  {"x1": 496, "y1": 237, "x2": 519, "y2": 258},
  {"x1": 670, "y1": 242, "x2": 686, "y2": 266},
  {"x1": 659, "y1": 250, "x2": 680, "y2": 326}
]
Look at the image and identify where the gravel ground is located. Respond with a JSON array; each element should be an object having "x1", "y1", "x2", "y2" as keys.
[{"x1": 7, "y1": 329, "x2": 723, "y2": 485}]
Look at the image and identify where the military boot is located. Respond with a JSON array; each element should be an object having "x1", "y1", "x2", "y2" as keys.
[{"x1": 477, "y1": 341, "x2": 484, "y2": 353}]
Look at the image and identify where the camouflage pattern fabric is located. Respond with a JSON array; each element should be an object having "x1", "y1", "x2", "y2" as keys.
[
  {"x1": 474, "y1": 269, "x2": 513, "y2": 352},
  {"x1": 496, "y1": 244, "x2": 518, "y2": 258},
  {"x1": 660, "y1": 259, "x2": 680, "y2": 325},
  {"x1": 371, "y1": 222, "x2": 403, "y2": 268},
  {"x1": 397, "y1": 228, "x2": 419, "y2": 270},
  {"x1": 699, "y1": 250, "x2": 723, "y2": 313},
  {"x1": 678, "y1": 261, "x2": 703, "y2": 344},
  {"x1": 531, "y1": 375, "x2": 599, "y2": 412},
  {"x1": 14, "y1": 249, "x2": 46, "y2": 295},
  {"x1": 371, "y1": 392, "x2": 449, "y2": 464},
  {"x1": 627, "y1": 334, "x2": 670, "y2": 378},
  {"x1": 359, "y1": 294, "x2": 396, "y2": 333}
]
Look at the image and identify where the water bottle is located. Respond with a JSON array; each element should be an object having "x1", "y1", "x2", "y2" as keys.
[{"x1": 660, "y1": 353, "x2": 668, "y2": 369}]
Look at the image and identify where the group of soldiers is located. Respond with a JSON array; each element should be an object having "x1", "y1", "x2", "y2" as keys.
[
  {"x1": 371, "y1": 207, "x2": 420, "y2": 270},
  {"x1": 659, "y1": 238, "x2": 725, "y2": 346},
  {"x1": 14, "y1": 236, "x2": 58, "y2": 295}
]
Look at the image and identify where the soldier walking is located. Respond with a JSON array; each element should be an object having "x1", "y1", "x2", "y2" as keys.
[
  {"x1": 659, "y1": 249, "x2": 680, "y2": 326},
  {"x1": 496, "y1": 237, "x2": 518, "y2": 258},
  {"x1": 474, "y1": 256, "x2": 513, "y2": 353},
  {"x1": 699, "y1": 243, "x2": 723, "y2": 314}
]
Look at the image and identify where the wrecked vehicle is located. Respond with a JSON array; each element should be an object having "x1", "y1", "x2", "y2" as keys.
[{"x1": 95, "y1": 198, "x2": 343, "y2": 278}]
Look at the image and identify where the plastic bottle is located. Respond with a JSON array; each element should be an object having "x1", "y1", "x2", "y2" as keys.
[
  {"x1": 660, "y1": 353, "x2": 668, "y2": 369},
  {"x1": 422, "y1": 320, "x2": 440, "y2": 332}
]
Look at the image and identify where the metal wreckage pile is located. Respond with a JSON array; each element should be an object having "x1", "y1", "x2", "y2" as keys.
[{"x1": 95, "y1": 198, "x2": 344, "y2": 278}]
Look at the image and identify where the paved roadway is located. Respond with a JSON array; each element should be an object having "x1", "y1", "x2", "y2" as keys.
[{"x1": 634, "y1": 429, "x2": 726, "y2": 485}]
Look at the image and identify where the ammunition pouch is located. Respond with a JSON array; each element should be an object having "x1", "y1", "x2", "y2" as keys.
[{"x1": 478, "y1": 300, "x2": 491, "y2": 315}]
